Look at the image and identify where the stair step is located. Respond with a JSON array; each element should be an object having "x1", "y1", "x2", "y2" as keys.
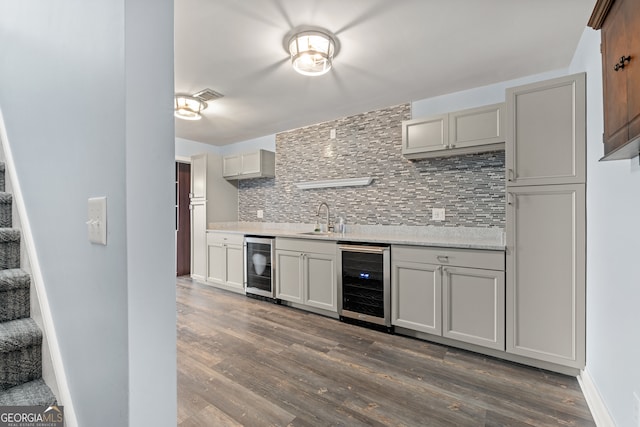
[
  {"x1": 0, "y1": 378, "x2": 56, "y2": 406},
  {"x1": 0, "y1": 192, "x2": 12, "y2": 228},
  {"x1": 0, "y1": 228, "x2": 20, "y2": 270},
  {"x1": 0, "y1": 318, "x2": 42, "y2": 390},
  {"x1": 0, "y1": 269, "x2": 30, "y2": 322}
]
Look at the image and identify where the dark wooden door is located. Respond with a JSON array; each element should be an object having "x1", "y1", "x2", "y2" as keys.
[{"x1": 176, "y1": 162, "x2": 191, "y2": 276}]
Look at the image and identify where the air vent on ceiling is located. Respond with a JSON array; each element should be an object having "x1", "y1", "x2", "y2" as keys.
[{"x1": 193, "y1": 88, "x2": 224, "y2": 101}]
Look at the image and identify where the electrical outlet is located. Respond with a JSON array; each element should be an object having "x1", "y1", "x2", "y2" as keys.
[
  {"x1": 257, "y1": 209, "x2": 264, "y2": 219},
  {"x1": 432, "y1": 208, "x2": 445, "y2": 221},
  {"x1": 634, "y1": 392, "x2": 640, "y2": 427}
]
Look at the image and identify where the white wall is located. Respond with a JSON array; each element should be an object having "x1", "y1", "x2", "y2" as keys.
[
  {"x1": 570, "y1": 28, "x2": 640, "y2": 427},
  {"x1": 175, "y1": 137, "x2": 221, "y2": 160},
  {"x1": 176, "y1": 134, "x2": 276, "y2": 161},
  {"x1": 0, "y1": 1, "x2": 176, "y2": 426},
  {"x1": 411, "y1": 69, "x2": 568, "y2": 118}
]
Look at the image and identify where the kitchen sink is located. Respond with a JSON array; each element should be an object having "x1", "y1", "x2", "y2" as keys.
[{"x1": 298, "y1": 231, "x2": 333, "y2": 236}]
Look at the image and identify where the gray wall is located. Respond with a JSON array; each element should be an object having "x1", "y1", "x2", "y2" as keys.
[
  {"x1": 239, "y1": 104, "x2": 505, "y2": 228},
  {"x1": 570, "y1": 28, "x2": 640, "y2": 427},
  {"x1": 0, "y1": 1, "x2": 176, "y2": 426}
]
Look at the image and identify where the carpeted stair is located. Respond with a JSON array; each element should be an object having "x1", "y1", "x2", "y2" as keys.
[{"x1": 0, "y1": 162, "x2": 56, "y2": 405}]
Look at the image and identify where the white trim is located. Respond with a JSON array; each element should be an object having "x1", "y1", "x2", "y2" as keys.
[
  {"x1": 578, "y1": 369, "x2": 616, "y2": 427},
  {"x1": 294, "y1": 176, "x2": 373, "y2": 190},
  {"x1": 175, "y1": 155, "x2": 191, "y2": 163},
  {"x1": 0, "y1": 109, "x2": 77, "y2": 427}
]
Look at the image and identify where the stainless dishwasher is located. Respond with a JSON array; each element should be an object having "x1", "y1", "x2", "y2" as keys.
[{"x1": 337, "y1": 243, "x2": 392, "y2": 331}]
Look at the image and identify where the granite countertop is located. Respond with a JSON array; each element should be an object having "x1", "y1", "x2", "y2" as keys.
[{"x1": 207, "y1": 222, "x2": 505, "y2": 251}]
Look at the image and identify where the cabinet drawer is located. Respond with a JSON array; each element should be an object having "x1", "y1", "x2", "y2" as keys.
[
  {"x1": 392, "y1": 245, "x2": 504, "y2": 271},
  {"x1": 207, "y1": 232, "x2": 244, "y2": 246},
  {"x1": 276, "y1": 238, "x2": 337, "y2": 255}
]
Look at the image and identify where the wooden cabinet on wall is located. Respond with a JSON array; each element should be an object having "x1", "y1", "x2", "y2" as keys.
[
  {"x1": 223, "y1": 149, "x2": 275, "y2": 180},
  {"x1": 402, "y1": 103, "x2": 505, "y2": 159},
  {"x1": 391, "y1": 245, "x2": 505, "y2": 351},
  {"x1": 206, "y1": 232, "x2": 245, "y2": 294},
  {"x1": 589, "y1": 0, "x2": 640, "y2": 160},
  {"x1": 275, "y1": 238, "x2": 338, "y2": 314}
]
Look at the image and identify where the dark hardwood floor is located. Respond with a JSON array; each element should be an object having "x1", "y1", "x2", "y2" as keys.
[{"x1": 176, "y1": 277, "x2": 595, "y2": 426}]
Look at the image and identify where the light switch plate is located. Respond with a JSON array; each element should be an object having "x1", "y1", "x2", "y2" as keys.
[
  {"x1": 432, "y1": 208, "x2": 445, "y2": 221},
  {"x1": 257, "y1": 209, "x2": 264, "y2": 219},
  {"x1": 633, "y1": 392, "x2": 640, "y2": 427},
  {"x1": 87, "y1": 197, "x2": 107, "y2": 245}
]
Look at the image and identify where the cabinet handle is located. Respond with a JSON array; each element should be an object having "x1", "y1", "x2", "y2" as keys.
[
  {"x1": 437, "y1": 255, "x2": 449, "y2": 263},
  {"x1": 507, "y1": 168, "x2": 514, "y2": 182},
  {"x1": 614, "y1": 55, "x2": 631, "y2": 71},
  {"x1": 507, "y1": 192, "x2": 513, "y2": 206}
]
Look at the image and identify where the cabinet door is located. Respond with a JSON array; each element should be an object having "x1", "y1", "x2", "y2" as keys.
[
  {"x1": 190, "y1": 154, "x2": 206, "y2": 199},
  {"x1": 401, "y1": 114, "x2": 448, "y2": 157},
  {"x1": 222, "y1": 154, "x2": 242, "y2": 178},
  {"x1": 391, "y1": 260, "x2": 441, "y2": 335},
  {"x1": 225, "y1": 244, "x2": 245, "y2": 290},
  {"x1": 442, "y1": 266, "x2": 505, "y2": 350},
  {"x1": 206, "y1": 242, "x2": 225, "y2": 285},
  {"x1": 275, "y1": 250, "x2": 303, "y2": 303},
  {"x1": 241, "y1": 151, "x2": 261, "y2": 175},
  {"x1": 506, "y1": 184, "x2": 585, "y2": 368},
  {"x1": 449, "y1": 103, "x2": 505, "y2": 149},
  {"x1": 190, "y1": 203, "x2": 207, "y2": 280},
  {"x1": 506, "y1": 73, "x2": 585, "y2": 186},
  {"x1": 304, "y1": 252, "x2": 337, "y2": 312}
]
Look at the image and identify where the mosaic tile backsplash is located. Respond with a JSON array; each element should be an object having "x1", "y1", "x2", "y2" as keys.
[{"x1": 238, "y1": 103, "x2": 505, "y2": 228}]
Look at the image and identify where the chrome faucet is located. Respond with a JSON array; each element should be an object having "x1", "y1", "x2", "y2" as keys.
[{"x1": 316, "y1": 202, "x2": 331, "y2": 232}]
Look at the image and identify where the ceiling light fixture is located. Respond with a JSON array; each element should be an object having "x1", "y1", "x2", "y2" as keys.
[
  {"x1": 174, "y1": 95, "x2": 207, "y2": 121},
  {"x1": 284, "y1": 26, "x2": 340, "y2": 77},
  {"x1": 174, "y1": 89, "x2": 224, "y2": 121}
]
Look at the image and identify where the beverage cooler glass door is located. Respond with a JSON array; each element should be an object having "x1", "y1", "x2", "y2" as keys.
[
  {"x1": 245, "y1": 237, "x2": 275, "y2": 298},
  {"x1": 339, "y1": 244, "x2": 391, "y2": 327}
]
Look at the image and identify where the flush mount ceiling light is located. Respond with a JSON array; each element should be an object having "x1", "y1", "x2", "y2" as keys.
[
  {"x1": 174, "y1": 89, "x2": 223, "y2": 121},
  {"x1": 284, "y1": 26, "x2": 340, "y2": 76}
]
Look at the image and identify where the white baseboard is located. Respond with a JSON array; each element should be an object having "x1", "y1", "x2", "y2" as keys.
[
  {"x1": 578, "y1": 369, "x2": 616, "y2": 427},
  {"x1": 0, "y1": 109, "x2": 77, "y2": 426}
]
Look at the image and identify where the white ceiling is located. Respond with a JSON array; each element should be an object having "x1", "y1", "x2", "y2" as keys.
[{"x1": 175, "y1": 0, "x2": 596, "y2": 146}]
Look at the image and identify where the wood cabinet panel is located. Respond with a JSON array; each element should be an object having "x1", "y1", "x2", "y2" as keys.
[
  {"x1": 391, "y1": 260, "x2": 441, "y2": 335},
  {"x1": 590, "y1": 0, "x2": 640, "y2": 159}
]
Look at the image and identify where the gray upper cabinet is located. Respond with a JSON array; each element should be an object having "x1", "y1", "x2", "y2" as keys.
[
  {"x1": 223, "y1": 149, "x2": 275, "y2": 180},
  {"x1": 402, "y1": 103, "x2": 505, "y2": 159},
  {"x1": 506, "y1": 184, "x2": 585, "y2": 368},
  {"x1": 506, "y1": 73, "x2": 586, "y2": 186}
]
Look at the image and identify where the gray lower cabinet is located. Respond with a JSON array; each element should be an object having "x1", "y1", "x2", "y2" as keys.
[
  {"x1": 391, "y1": 258, "x2": 441, "y2": 335},
  {"x1": 392, "y1": 245, "x2": 505, "y2": 351},
  {"x1": 206, "y1": 232, "x2": 245, "y2": 293},
  {"x1": 506, "y1": 184, "x2": 585, "y2": 368},
  {"x1": 442, "y1": 266, "x2": 505, "y2": 350},
  {"x1": 275, "y1": 238, "x2": 337, "y2": 313}
]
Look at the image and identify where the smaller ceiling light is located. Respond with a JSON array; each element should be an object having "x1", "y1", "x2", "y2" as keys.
[
  {"x1": 174, "y1": 95, "x2": 207, "y2": 121},
  {"x1": 285, "y1": 26, "x2": 339, "y2": 76}
]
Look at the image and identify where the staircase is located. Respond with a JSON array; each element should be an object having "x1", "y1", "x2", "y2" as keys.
[{"x1": 0, "y1": 162, "x2": 56, "y2": 405}]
